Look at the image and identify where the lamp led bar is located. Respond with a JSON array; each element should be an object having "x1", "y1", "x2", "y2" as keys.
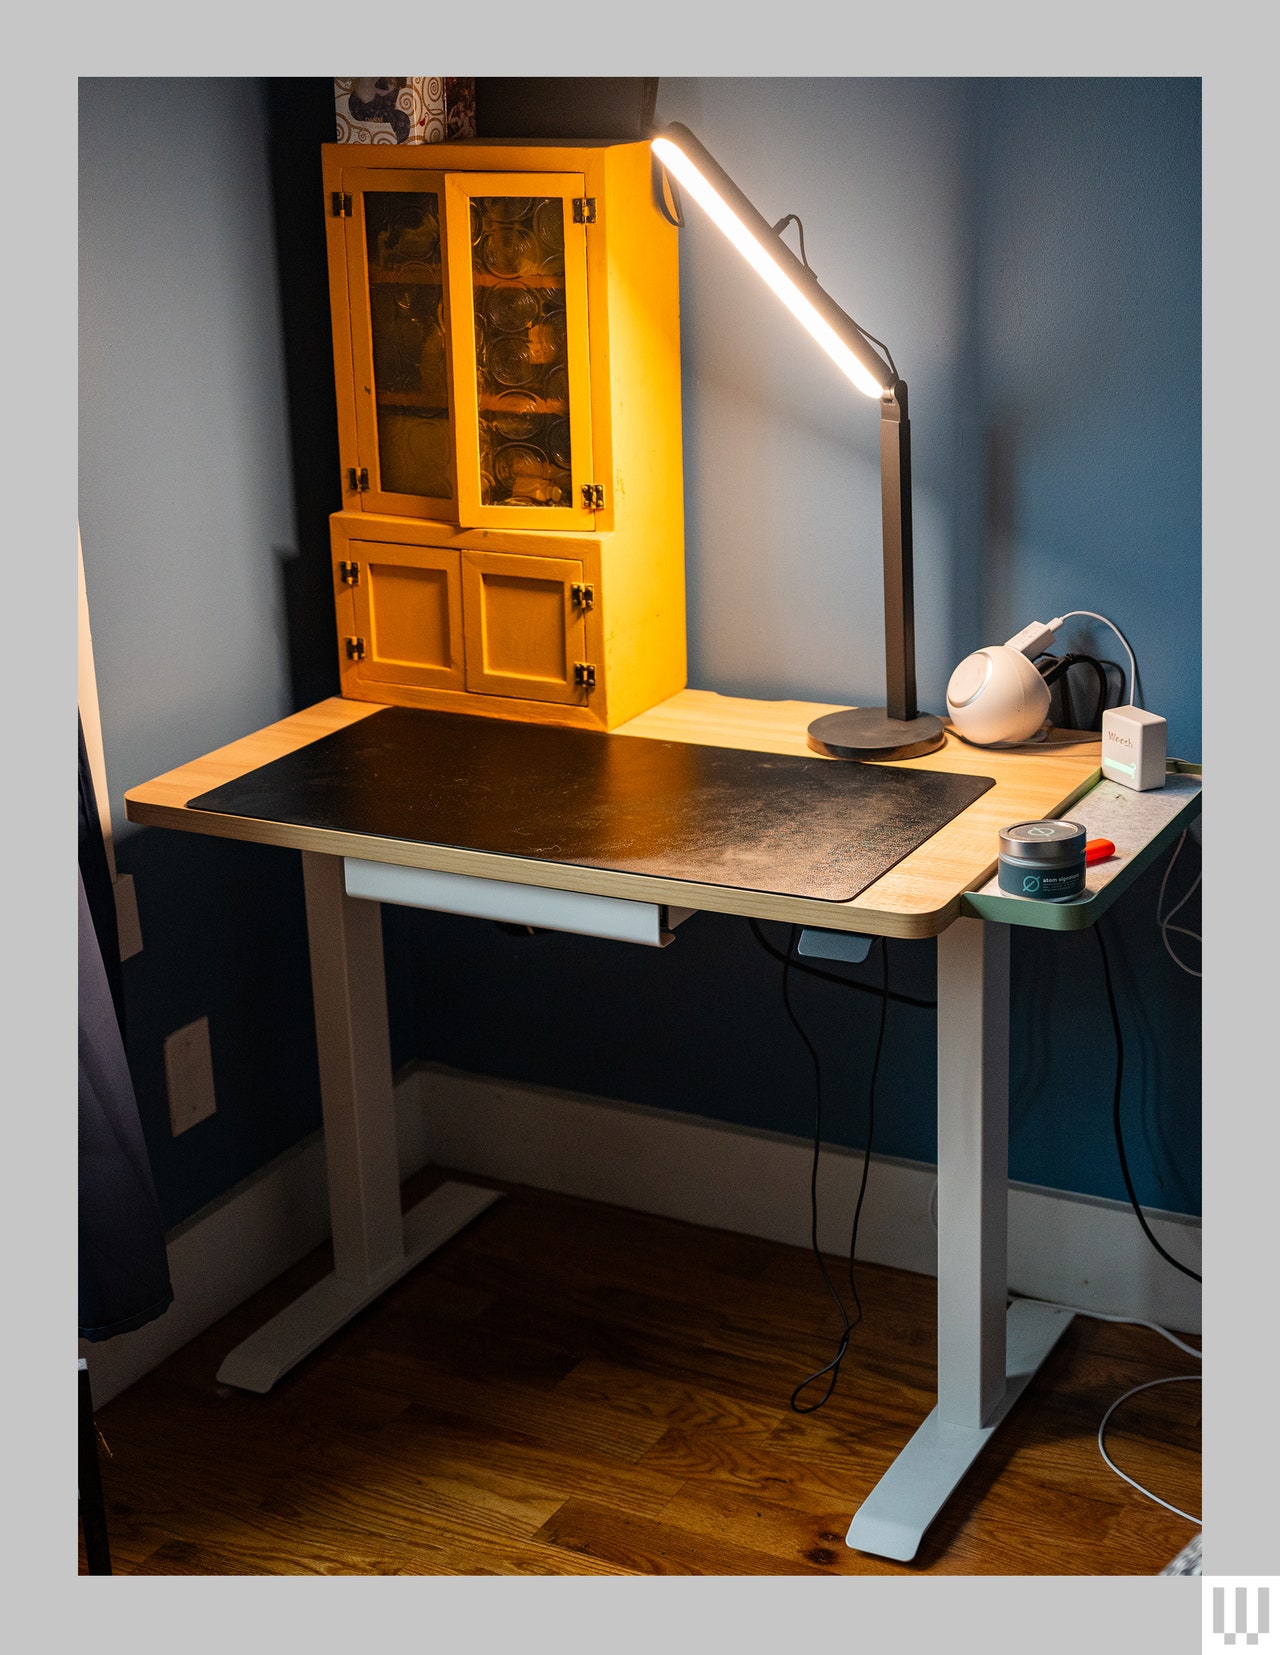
[{"x1": 652, "y1": 125, "x2": 891, "y2": 400}]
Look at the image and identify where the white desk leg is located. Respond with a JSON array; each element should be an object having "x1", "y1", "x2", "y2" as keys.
[
  {"x1": 216, "y1": 852, "x2": 501, "y2": 1393},
  {"x1": 846, "y1": 916, "x2": 1074, "y2": 1560}
]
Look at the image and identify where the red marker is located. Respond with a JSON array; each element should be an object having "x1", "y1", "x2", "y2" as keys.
[{"x1": 1085, "y1": 838, "x2": 1116, "y2": 866}]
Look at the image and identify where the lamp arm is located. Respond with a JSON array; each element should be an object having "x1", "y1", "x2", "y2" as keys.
[
  {"x1": 879, "y1": 379, "x2": 917, "y2": 724},
  {"x1": 651, "y1": 121, "x2": 943, "y2": 760}
]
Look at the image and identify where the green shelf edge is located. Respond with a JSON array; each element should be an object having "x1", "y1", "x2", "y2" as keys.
[{"x1": 960, "y1": 761, "x2": 1202, "y2": 932}]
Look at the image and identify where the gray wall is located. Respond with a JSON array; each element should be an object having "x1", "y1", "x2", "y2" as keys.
[
  {"x1": 78, "y1": 78, "x2": 1201, "y2": 1231},
  {"x1": 80, "y1": 78, "x2": 296, "y2": 793},
  {"x1": 79, "y1": 79, "x2": 326, "y2": 1222},
  {"x1": 656, "y1": 78, "x2": 983, "y2": 717}
]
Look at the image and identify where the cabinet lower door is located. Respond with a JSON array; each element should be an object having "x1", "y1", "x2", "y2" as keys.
[
  {"x1": 461, "y1": 550, "x2": 589, "y2": 705},
  {"x1": 346, "y1": 541, "x2": 465, "y2": 690}
]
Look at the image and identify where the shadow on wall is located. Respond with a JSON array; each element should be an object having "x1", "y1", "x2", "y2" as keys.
[
  {"x1": 984, "y1": 422, "x2": 1018, "y2": 634},
  {"x1": 265, "y1": 80, "x2": 343, "y2": 714}
]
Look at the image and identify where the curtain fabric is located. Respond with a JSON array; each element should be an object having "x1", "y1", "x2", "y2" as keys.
[{"x1": 78, "y1": 720, "x2": 173, "y2": 1341}]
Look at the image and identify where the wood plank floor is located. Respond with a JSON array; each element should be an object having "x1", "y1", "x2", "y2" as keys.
[{"x1": 80, "y1": 1169, "x2": 1201, "y2": 1577}]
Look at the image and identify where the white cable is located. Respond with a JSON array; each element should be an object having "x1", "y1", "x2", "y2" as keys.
[
  {"x1": 1012, "y1": 1299, "x2": 1201, "y2": 1519},
  {"x1": 1097, "y1": 1375, "x2": 1202, "y2": 1523},
  {"x1": 1157, "y1": 831, "x2": 1202, "y2": 978},
  {"x1": 1013, "y1": 1295, "x2": 1202, "y2": 1359},
  {"x1": 946, "y1": 722, "x2": 1100, "y2": 751},
  {"x1": 1049, "y1": 610, "x2": 1141, "y2": 708}
]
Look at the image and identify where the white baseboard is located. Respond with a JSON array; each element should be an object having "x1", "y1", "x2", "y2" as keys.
[
  {"x1": 81, "y1": 1063, "x2": 1200, "y2": 1407},
  {"x1": 78, "y1": 1078, "x2": 438, "y2": 1409},
  {"x1": 409, "y1": 1065, "x2": 1201, "y2": 1337}
]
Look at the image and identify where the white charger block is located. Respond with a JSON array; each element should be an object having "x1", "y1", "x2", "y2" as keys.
[{"x1": 1101, "y1": 705, "x2": 1167, "y2": 790}]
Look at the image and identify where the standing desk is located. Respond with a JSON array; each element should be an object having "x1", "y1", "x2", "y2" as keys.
[{"x1": 124, "y1": 688, "x2": 1201, "y2": 1562}]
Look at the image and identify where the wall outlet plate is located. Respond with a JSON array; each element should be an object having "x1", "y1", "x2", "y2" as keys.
[{"x1": 164, "y1": 1015, "x2": 217, "y2": 1135}]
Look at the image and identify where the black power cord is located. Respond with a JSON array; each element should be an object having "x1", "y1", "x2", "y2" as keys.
[
  {"x1": 1036, "y1": 651, "x2": 1113, "y2": 730},
  {"x1": 1094, "y1": 920, "x2": 1201, "y2": 1284},
  {"x1": 756, "y1": 911, "x2": 1198, "y2": 1409},
  {"x1": 778, "y1": 928, "x2": 890, "y2": 1412}
]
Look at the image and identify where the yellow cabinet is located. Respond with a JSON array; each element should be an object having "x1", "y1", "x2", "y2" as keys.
[{"x1": 322, "y1": 138, "x2": 686, "y2": 730}]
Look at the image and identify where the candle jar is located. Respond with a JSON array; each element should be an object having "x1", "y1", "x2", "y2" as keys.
[{"x1": 997, "y1": 820, "x2": 1087, "y2": 901}]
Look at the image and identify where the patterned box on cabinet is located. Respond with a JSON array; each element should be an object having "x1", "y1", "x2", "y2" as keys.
[
  {"x1": 334, "y1": 78, "x2": 476, "y2": 145},
  {"x1": 322, "y1": 138, "x2": 686, "y2": 730}
]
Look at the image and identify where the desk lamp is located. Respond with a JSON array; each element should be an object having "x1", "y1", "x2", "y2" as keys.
[{"x1": 651, "y1": 123, "x2": 946, "y2": 761}]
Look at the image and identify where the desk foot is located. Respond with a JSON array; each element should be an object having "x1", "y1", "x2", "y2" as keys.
[
  {"x1": 846, "y1": 1299, "x2": 1074, "y2": 1561},
  {"x1": 215, "y1": 1181, "x2": 502, "y2": 1393}
]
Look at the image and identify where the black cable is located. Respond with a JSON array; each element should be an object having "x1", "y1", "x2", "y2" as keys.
[
  {"x1": 781, "y1": 925, "x2": 854, "y2": 1411},
  {"x1": 784, "y1": 932, "x2": 890, "y2": 1413},
  {"x1": 1060, "y1": 655, "x2": 1077, "y2": 730},
  {"x1": 771, "y1": 213, "x2": 812, "y2": 271},
  {"x1": 1076, "y1": 653, "x2": 1110, "y2": 728},
  {"x1": 653, "y1": 160, "x2": 684, "y2": 227},
  {"x1": 1036, "y1": 652, "x2": 1112, "y2": 730},
  {"x1": 747, "y1": 918, "x2": 935, "y2": 1008},
  {"x1": 850, "y1": 321, "x2": 897, "y2": 382},
  {"x1": 763, "y1": 215, "x2": 899, "y2": 382},
  {"x1": 1094, "y1": 921, "x2": 1201, "y2": 1284},
  {"x1": 844, "y1": 937, "x2": 888, "y2": 1301}
]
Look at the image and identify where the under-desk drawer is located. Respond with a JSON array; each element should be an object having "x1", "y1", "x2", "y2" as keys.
[{"x1": 343, "y1": 857, "x2": 695, "y2": 946}]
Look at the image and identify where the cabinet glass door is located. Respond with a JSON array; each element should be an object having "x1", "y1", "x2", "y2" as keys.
[
  {"x1": 344, "y1": 170, "x2": 456, "y2": 518},
  {"x1": 444, "y1": 174, "x2": 597, "y2": 531}
]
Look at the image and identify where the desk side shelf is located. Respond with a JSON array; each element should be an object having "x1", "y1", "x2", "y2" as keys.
[{"x1": 961, "y1": 765, "x2": 1201, "y2": 931}]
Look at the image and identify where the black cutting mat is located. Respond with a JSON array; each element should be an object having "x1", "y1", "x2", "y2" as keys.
[{"x1": 187, "y1": 707, "x2": 995, "y2": 903}]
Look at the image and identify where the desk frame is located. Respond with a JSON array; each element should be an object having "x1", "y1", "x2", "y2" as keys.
[{"x1": 125, "y1": 691, "x2": 1201, "y2": 1564}]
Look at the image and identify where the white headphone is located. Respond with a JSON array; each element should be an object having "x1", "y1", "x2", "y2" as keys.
[
  {"x1": 947, "y1": 613, "x2": 1141, "y2": 746},
  {"x1": 946, "y1": 637, "x2": 1051, "y2": 746}
]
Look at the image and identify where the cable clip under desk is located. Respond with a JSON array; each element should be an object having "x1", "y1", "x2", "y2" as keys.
[{"x1": 796, "y1": 928, "x2": 875, "y2": 964}]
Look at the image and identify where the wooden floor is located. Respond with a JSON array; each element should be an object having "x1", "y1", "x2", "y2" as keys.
[{"x1": 80, "y1": 1169, "x2": 1201, "y2": 1577}]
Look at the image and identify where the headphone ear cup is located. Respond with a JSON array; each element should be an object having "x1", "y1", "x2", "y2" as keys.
[{"x1": 946, "y1": 645, "x2": 1051, "y2": 744}]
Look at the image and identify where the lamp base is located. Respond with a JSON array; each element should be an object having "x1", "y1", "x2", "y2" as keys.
[{"x1": 807, "y1": 707, "x2": 947, "y2": 762}]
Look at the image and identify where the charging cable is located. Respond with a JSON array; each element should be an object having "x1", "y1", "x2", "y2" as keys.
[
  {"x1": 1018, "y1": 1289, "x2": 1203, "y2": 1521},
  {"x1": 1013, "y1": 1293, "x2": 1201, "y2": 1522},
  {"x1": 1157, "y1": 830, "x2": 1201, "y2": 979},
  {"x1": 1006, "y1": 612, "x2": 1141, "y2": 707},
  {"x1": 1096, "y1": 1375, "x2": 1201, "y2": 1523}
]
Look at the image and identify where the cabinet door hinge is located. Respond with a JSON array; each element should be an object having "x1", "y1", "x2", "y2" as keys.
[
  {"x1": 332, "y1": 191, "x2": 353, "y2": 218},
  {"x1": 338, "y1": 561, "x2": 360, "y2": 586},
  {"x1": 572, "y1": 197, "x2": 597, "y2": 224},
  {"x1": 581, "y1": 483, "x2": 605, "y2": 510},
  {"x1": 573, "y1": 662, "x2": 597, "y2": 690},
  {"x1": 347, "y1": 466, "x2": 369, "y2": 493},
  {"x1": 570, "y1": 582, "x2": 595, "y2": 611},
  {"x1": 345, "y1": 636, "x2": 366, "y2": 661}
]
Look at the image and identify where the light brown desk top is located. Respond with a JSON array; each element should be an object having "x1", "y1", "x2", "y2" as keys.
[{"x1": 124, "y1": 690, "x2": 1103, "y2": 940}]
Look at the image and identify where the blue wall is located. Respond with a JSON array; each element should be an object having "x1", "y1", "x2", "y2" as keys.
[
  {"x1": 78, "y1": 78, "x2": 1201, "y2": 1230},
  {"x1": 973, "y1": 78, "x2": 1202, "y2": 758}
]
